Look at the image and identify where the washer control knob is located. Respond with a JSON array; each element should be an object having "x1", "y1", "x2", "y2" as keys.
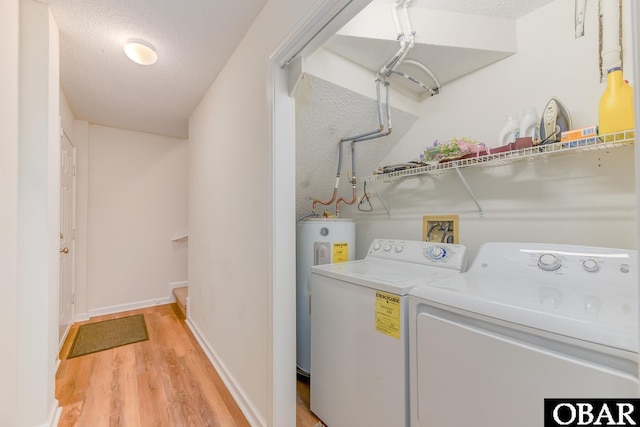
[
  {"x1": 584, "y1": 296, "x2": 601, "y2": 314},
  {"x1": 383, "y1": 244, "x2": 392, "y2": 252},
  {"x1": 394, "y1": 245, "x2": 403, "y2": 253},
  {"x1": 373, "y1": 242, "x2": 381, "y2": 251},
  {"x1": 427, "y1": 246, "x2": 446, "y2": 259},
  {"x1": 620, "y1": 264, "x2": 630, "y2": 274},
  {"x1": 537, "y1": 254, "x2": 562, "y2": 271},
  {"x1": 582, "y1": 259, "x2": 599, "y2": 272}
]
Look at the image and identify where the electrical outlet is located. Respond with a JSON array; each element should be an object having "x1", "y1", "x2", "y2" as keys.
[{"x1": 422, "y1": 215, "x2": 459, "y2": 244}]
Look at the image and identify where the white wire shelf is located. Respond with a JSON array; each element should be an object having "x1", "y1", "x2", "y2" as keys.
[{"x1": 365, "y1": 129, "x2": 635, "y2": 183}]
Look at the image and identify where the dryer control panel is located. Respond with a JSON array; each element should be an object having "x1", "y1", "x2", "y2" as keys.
[
  {"x1": 471, "y1": 242, "x2": 636, "y2": 282},
  {"x1": 467, "y1": 242, "x2": 638, "y2": 330},
  {"x1": 367, "y1": 239, "x2": 468, "y2": 271}
]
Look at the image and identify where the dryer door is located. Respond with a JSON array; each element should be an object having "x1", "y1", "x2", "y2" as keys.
[{"x1": 413, "y1": 310, "x2": 638, "y2": 427}]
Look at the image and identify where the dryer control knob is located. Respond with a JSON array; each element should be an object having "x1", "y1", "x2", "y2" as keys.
[
  {"x1": 427, "y1": 246, "x2": 446, "y2": 259},
  {"x1": 582, "y1": 259, "x2": 600, "y2": 272},
  {"x1": 383, "y1": 244, "x2": 392, "y2": 252},
  {"x1": 394, "y1": 245, "x2": 404, "y2": 253},
  {"x1": 373, "y1": 242, "x2": 381, "y2": 251},
  {"x1": 537, "y1": 254, "x2": 562, "y2": 271}
]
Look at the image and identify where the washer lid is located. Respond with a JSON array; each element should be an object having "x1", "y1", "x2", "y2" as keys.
[
  {"x1": 409, "y1": 273, "x2": 638, "y2": 352},
  {"x1": 310, "y1": 258, "x2": 461, "y2": 295}
]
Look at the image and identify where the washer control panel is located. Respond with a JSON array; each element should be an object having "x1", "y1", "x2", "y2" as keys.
[{"x1": 367, "y1": 239, "x2": 468, "y2": 271}]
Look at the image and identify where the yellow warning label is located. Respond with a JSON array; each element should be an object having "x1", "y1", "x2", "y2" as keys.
[
  {"x1": 375, "y1": 291, "x2": 401, "y2": 339},
  {"x1": 332, "y1": 242, "x2": 349, "y2": 263}
]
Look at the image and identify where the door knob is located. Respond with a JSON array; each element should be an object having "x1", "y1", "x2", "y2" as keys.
[{"x1": 60, "y1": 247, "x2": 69, "y2": 254}]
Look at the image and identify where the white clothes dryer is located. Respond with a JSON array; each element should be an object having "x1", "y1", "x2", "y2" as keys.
[
  {"x1": 309, "y1": 239, "x2": 468, "y2": 427},
  {"x1": 409, "y1": 242, "x2": 639, "y2": 427}
]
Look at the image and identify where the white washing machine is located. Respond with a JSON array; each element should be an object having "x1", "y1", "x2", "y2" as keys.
[
  {"x1": 310, "y1": 239, "x2": 468, "y2": 427},
  {"x1": 409, "y1": 242, "x2": 639, "y2": 427}
]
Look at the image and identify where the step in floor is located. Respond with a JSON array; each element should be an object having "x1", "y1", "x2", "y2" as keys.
[{"x1": 172, "y1": 286, "x2": 188, "y2": 319}]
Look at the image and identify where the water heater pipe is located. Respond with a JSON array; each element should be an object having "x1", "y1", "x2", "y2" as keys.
[
  {"x1": 403, "y1": 59, "x2": 441, "y2": 92},
  {"x1": 378, "y1": 0, "x2": 439, "y2": 97},
  {"x1": 335, "y1": 142, "x2": 358, "y2": 217},
  {"x1": 350, "y1": 81, "x2": 392, "y2": 143},
  {"x1": 390, "y1": 69, "x2": 436, "y2": 95},
  {"x1": 312, "y1": 0, "x2": 438, "y2": 216},
  {"x1": 335, "y1": 186, "x2": 357, "y2": 217},
  {"x1": 311, "y1": 140, "x2": 343, "y2": 214},
  {"x1": 335, "y1": 84, "x2": 393, "y2": 216},
  {"x1": 396, "y1": 0, "x2": 415, "y2": 66},
  {"x1": 310, "y1": 80, "x2": 391, "y2": 214},
  {"x1": 385, "y1": 0, "x2": 408, "y2": 72},
  {"x1": 340, "y1": 79, "x2": 385, "y2": 142},
  {"x1": 391, "y1": 0, "x2": 403, "y2": 39}
]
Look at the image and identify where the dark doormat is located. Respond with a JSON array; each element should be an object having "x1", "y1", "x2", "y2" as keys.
[{"x1": 67, "y1": 314, "x2": 149, "y2": 358}]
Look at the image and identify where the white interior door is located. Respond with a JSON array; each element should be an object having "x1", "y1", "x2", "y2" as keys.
[{"x1": 59, "y1": 133, "x2": 75, "y2": 346}]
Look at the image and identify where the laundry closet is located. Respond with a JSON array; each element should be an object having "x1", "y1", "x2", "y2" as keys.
[
  {"x1": 296, "y1": 0, "x2": 636, "y2": 255},
  {"x1": 294, "y1": 0, "x2": 639, "y2": 425}
]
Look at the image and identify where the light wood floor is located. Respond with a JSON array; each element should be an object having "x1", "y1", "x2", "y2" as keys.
[
  {"x1": 296, "y1": 374, "x2": 321, "y2": 427},
  {"x1": 56, "y1": 303, "x2": 322, "y2": 426}
]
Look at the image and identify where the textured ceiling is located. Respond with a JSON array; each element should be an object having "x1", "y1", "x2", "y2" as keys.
[
  {"x1": 49, "y1": 0, "x2": 267, "y2": 138},
  {"x1": 384, "y1": 0, "x2": 555, "y2": 20},
  {"x1": 47, "y1": 0, "x2": 553, "y2": 139},
  {"x1": 295, "y1": 74, "x2": 418, "y2": 218}
]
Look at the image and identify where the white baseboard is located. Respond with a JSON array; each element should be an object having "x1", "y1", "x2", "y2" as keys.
[
  {"x1": 37, "y1": 399, "x2": 60, "y2": 427},
  {"x1": 186, "y1": 319, "x2": 266, "y2": 427},
  {"x1": 169, "y1": 280, "x2": 188, "y2": 290},
  {"x1": 49, "y1": 405, "x2": 62, "y2": 427},
  {"x1": 58, "y1": 322, "x2": 72, "y2": 354},
  {"x1": 74, "y1": 312, "x2": 90, "y2": 322},
  {"x1": 87, "y1": 296, "x2": 173, "y2": 318}
]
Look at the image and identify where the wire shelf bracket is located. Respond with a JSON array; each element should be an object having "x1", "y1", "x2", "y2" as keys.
[{"x1": 454, "y1": 166, "x2": 483, "y2": 217}]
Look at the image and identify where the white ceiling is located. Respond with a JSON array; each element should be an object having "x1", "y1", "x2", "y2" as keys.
[
  {"x1": 383, "y1": 0, "x2": 555, "y2": 20},
  {"x1": 48, "y1": 0, "x2": 554, "y2": 139},
  {"x1": 49, "y1": 0, "x2": 267, "y2": 138}
]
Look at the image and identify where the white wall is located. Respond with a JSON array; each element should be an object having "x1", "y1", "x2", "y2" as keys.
[
  {"x1": 0, "y1": 0, "x2": 19, "y2": 424},
  {"x1": 17, "y1": 1, "x2": 60, "y2": 425},
  {"x1": 86, "y1": 125, "x2": 187, "y2": 315},
  {"x1": 187, "y1": 23, "x2": 272, "y2": 427},
  {"x1": 187, "y1": 0, "x2": 369, "y2": 425},
  {"x1": 341, "y1": 0, "x2": 637, "y2": 260}
]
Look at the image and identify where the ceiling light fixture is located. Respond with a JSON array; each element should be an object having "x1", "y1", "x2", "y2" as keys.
[{"x1": 124, "y1": 40, "x2": 158, "y2": 65}]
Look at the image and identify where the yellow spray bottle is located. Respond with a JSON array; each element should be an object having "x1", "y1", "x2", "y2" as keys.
[{"x1": 598, "y1": 67, "x2": 634, "y2": 140}]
